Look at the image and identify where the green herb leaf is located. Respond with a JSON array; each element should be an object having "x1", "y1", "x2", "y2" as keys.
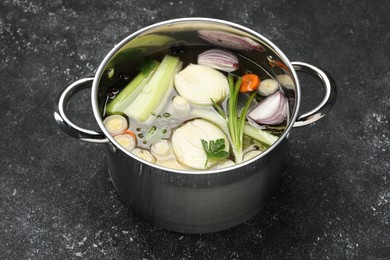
[
  {"x1": 211, "y1": 98, "x2": 226, "y2": 118},
  {"x1": 201, "y1": 138, "x2": 229, "y2": 166}
]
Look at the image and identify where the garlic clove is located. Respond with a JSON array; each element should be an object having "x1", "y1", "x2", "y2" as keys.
[
  {"x1": 172, "y1": 95, "x2": 191, "y2": 118},
  {"x1": 258, "y1": 79, "x2": 279, "y2": 96},
  {"x1": 276, "y1": 74, "x2": 295, "y2": 90}
]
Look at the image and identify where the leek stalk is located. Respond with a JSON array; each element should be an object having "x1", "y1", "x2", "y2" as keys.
[
  {"x1": 124, "y1": 55, "x2": 182, "y2": 122},
  {"x1": 106, "y1": 59, "x2": 160, "y2": 115}
]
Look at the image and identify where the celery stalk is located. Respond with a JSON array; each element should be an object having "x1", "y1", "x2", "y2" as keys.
[
  {"x1": 124, "y1": 55, "x2": 182, "y2": 122},
  {"x1": 243, "y1": 123, "x2": 278, "y2": 147},
  {"x1": 106, "y1": 59, "x2": 160, "y2": 115}
]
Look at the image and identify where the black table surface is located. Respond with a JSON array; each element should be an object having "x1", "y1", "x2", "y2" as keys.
[{"x1": 1, "y1": 0, "x2": 389, "y2": 259}]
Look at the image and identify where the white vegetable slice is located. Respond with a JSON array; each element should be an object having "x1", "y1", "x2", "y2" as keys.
[
  {"x1": 276, "y1": 74, "x2": 294, "y2": 90},
  {"x1": 114, "y1": 134, "x2": 136, "y2": 151},
  {"x1": 103, "y1": 115, "x2": 128, "y2": 135},
  {"x1": 150, "y1": 140, "x2": 173, "y2": 161},
  {"x1": 258, "y1": 79, "x2": 279, "y2": 96},
  {"x1": 171, "y1": 119, "x2": 229, "y2": 170},
  {"x1": 243, "y1": 150, "x2": 262, "y2": 161},
  {"x1": 213, "y1": 159, "x2": 235, "y2": 169},
  {"x1": 132, "y1": 148, "x2": 156, "y2": 163},
  {"x1": 174, "y1": 64, "x2": 229, "y2": 106},
  {"x1": 150, "y1": 140, "x2": 190, "y2": 170}
]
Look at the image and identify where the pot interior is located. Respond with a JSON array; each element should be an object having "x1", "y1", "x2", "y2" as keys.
[{"x1": 93, "y1": 18, "x2": 298, "y2": 170}]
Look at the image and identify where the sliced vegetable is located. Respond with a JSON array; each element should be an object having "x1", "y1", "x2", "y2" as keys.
[
  {"x1": 150, "y1": 140, "x2": 173, "y2": 161},
  {"x1": 243, "y1": 150, "x2": 262, "y2": 161},
  {"x1": 114, "y1": 133, "x2": 136, "y2": 151},
  {"x1": 132, "y1": 148, "x2": 156, "y2": 163},
  {"x1": 198, "y1": 30, "x2": 265, "y2": 51},
  {"x1": 247, "y1": 91, "x2": 288, "y2": 125},
  {"x1": 123, "y1": 129, "x2": 136, "y2": 140},
  {"x1": 213, "y1": 159, "x2": 235, "y2": 169},
  {"x1": 244, "y1": 123, "x2": 278, "y2": 147},
  {"x1": 106, "y1": 59, "x2": 160, "y2": 115},
  {"x1": 103, "y1": 115, "x2": 128, "y2": 135},
  {"x1": 171, "y1": 119, "x2": 229, "y2": 169},
  {"x1": 258, "y1": 78, "x2": 279, "y2": 96},
  {"x1": 174, "y1": 64, "x2": 229, "y2": 106},
  {"x1": 240, "y1": 74, "x2": 260, "y2": 92},
  {"x1": 150, "y1": 140, "x2": 190, "y2": 170},
  {"x1": 201, "y1": 138, "x2": 230, "y2": 166},
  {"x1": 276, "y1": 74, "x2": 295, "y2": 90},
  {"x1": 197, "y1": 49, "x2": 239, "y2": 72},
  {"x1": 124, "y1": 55, "x2": 182, "y2": 122}
]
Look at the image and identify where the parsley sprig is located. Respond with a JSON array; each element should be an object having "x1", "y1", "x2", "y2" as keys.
[{"x1": 201, "y1": 138, "x2": 229, "y2": 166}]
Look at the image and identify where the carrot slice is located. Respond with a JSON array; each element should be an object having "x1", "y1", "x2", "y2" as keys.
[
  {"x1": 240, "y1": 74, "x2": 260, "y2": 92},
  {"x1": 123, "y1": 129, "x2": 136, "y2": 140}
]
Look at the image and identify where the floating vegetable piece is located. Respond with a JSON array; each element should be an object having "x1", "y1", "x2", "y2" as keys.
[
  {"x1": 198, "y1": 30, "x2": 265, "y2": 51},
  {"x1": 258, "y1": 78, "x2": 279, "y2": 96},
  {"x1": 171, "y1": 119, "x2": 229, "y2": 170},
  {"x1": 172, "y1": 95, "x2": 191, "y2": 118},
  {"x1": 132, "y1": 148, "x2": 156, "y2": 163},
  {"x1": 213, "y1": 159, "x2": 235, "y2": 169},
  {"x1": 103, "y1": 115, "x2": 128, "y2": 135},
  {"x1": 124, "y1": 55, "x2": 182, "y2": 122},
  {"x1": 114, "y1": 133, "x2": 136, "y2": 151},
  {"x1": 243, "y1": 150, "x2": 262, "y2": 161},
  {"x1": 240, "y1": 74, "x2": 260, "y2": 92},
  {"x1": 107, "y1": 67, "x2": 115, "y2": 79},
  {"x1": 150, "y1": 140, "x2": 173, "y2": 161},
  {"x1": 150, "y1": 140, "x2": 189, "y2": 170},
  {"x1": 174, "y1": 64, "x2": 229, "y2": 106},
  {"x1": 243, "y1": 123, "x2": 278, "y2": 147},
  {"x1": 106, "y1": 59, "x2": 160, "y2": 115},
  {"x1": 247, "y1": 91, "x2": 288, "y2": 125},
  {"x1": 197, "y1": 49, "x2": 239, "y2": 72},
  {"x1": 276, "y1": 74, "x2": 295, "y2": 90},
  {"x1": 123, "y1": 129, "x2": 136, "y2": 140}
]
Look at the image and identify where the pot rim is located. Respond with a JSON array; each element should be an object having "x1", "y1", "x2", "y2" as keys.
[{"x1": 91, "y1": 17, "x2": 301, "y2": 175}]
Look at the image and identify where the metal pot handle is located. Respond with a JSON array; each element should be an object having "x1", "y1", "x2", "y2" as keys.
[
  {"x1": 291, "y1": 62, "x2": 337, "y2": 127},
  {"x1": 54, "y1": 77, "x2": 109, "y2": 143}
]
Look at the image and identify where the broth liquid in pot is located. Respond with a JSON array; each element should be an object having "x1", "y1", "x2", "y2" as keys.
[{"x1": 102, "y1": 44, "x2": 290, "y2": 171}]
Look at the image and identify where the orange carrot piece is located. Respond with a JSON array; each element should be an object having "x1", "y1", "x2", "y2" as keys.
[
  {"x1": 123, "y1": 129, "x2": 137, "y2": 140},
  {"x1": 240, "y1": 74, "x2": 260, "y2": 92}
]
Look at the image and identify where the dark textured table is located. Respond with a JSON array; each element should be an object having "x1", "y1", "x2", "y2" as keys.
[{"x1": 1, "y1": 0, "x2": 389, "y2": 259}]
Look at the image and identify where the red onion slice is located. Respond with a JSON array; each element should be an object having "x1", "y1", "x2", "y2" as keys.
[
  {"x1": 198, "y1": 30, "x2": 266, "y2": 52},
  {"x1": 198, "y1": 49, "x2": 239, "y2": 72},
  {"x1": 247, "y1": 91, "x2": 288, "y2": 125}
]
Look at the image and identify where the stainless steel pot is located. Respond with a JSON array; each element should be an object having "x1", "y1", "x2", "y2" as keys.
[{"x1": 54, "y1": 18, "x2": 336, "y2": 233}]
